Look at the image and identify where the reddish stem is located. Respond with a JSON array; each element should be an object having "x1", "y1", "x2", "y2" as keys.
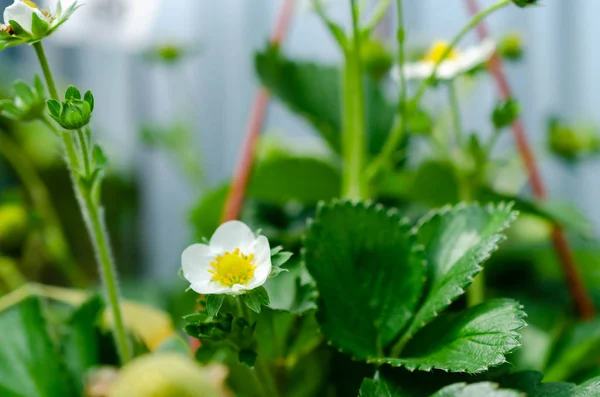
[
  {"x1": 220, "y1": 0, "x2": 295, "y2": 223},
  {"x1": 464, "y1": 0, "x2": 594, "y2": 319}
]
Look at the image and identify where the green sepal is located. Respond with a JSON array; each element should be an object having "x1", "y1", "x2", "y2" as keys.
[
  {"x1": 271, "y1": 251, "x2": 292, "y2": 268},
  {"x1": 8, "y1": 20, "x2": 29, "y2": 37},
  {"x1": 13, "y1": 81, "x2": 35, "y2": 104},
  {"x1": 65, "y1": 86, "x2": 82, "y2": 101},
  {"x1": 31, "y1": 12, "x2": 49, "y2": 38},
  {"x1": 242, "y1": 287, "x2": 270, "y2": 314},
  {"x1": 205, "y1": 294, "x2": 225, "y2": 318},
  {"x1": 84, "y1": 90, "x2": 95, "y2": 112},
  {"x1": 47, "y1": 99, "x2": 62, "y2": 119}
]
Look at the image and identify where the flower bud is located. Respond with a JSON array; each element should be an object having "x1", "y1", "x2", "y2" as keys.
[
  {"x1": 512, "y1": 0, "x2": 537, "y2": 7},
  {"x1": 548, "y1": 118, "x2": 600, "y2": 161},
  {"x1": 47, "y1": 86, "x2": 94, "y2": 130},
  {"x1": 498, "y1": 32, "x2": 524, "y2": 61},
  {"x1": 0, "y1": 203, "x2": 28, "y2": 250},
  {"x1": 360, "y1": 39, "x2": 393, "y2": 81},
  {"x1": 492, "y1": 97, "x2": 520, "y2": 129},
  {"x1": 0, "y1": 75, "x2": 46, "y2": 121}
]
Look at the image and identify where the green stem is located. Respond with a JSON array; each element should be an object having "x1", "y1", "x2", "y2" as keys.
[
  {"x1": 33, "y1": 42, "x2": 132, "y2": 364},
  {"x1": 76, "y1": 129, "x2": 91, "y2": 177},
  {"x1": 364, "y1": 0, "x2": 407, "y2": 181},
  {"x1": 33, "y1": 42, "x2": 59, "y2": 101},
  {"x1": 341, "y1": 0, "x2": 367, "y2": 199},
  {"x1": 0, "y1": 133, "x2": 87, "y2": 287},
  {"x1": 448, "y1": 82, "x2": 463, "y2": 145},
  {"x1": 467, "y1": 272, "x2": 485, "y2": 307}
]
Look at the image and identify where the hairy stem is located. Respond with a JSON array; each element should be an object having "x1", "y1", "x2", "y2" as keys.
[
  {"x1": 33, "y1": 42, "x2": 132, "y2": 362},
  {"x1": 341, "y1": 0, "x2": 368, "y2": 199}
]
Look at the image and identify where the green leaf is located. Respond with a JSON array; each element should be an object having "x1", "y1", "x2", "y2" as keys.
[
  {"x1": 272, "y1": 251, "x2": 293, "y2": 268},
  {"x1": 499, "y1": 371, "x2": 600, "y2": 397},
  {"x1": 242, "y1": 287, "x2": 270, "y2": 314},
  {"x1": 373, "y1": 299, "x2": 526, "y2": 373},
  {"x1": 431, "y1": 382, "x2": 523, "y2": 397},
  {"x1": 303, "y1": 200, "x2": 425, "y2": 359},
  {"x1": 31, "y1": 12, "x2": 49, "y2": 37},
  {"x1": 544, "y1": 319, "x2": 600, "y2": 382},
  {"x1": 255, "y1": 47, "x2": 396, "y2": 155},
  {"x1": 480, "y1": 188, "x2": 594, "y2": 239},
  {"x1": 205, "y1": 294, "x2": 225, "y2": 318},
  {"x1": 239, "y1": 348, "x2": 258, "y2": 367},
  {"x1": 62, "y1": 295, "x2": 103, "y2": 394},
  {"x1": 249, "y1": 155, "x2": 341, "y2": 205},
  {"x1": 0, "y1": 296, "x2": 75, "y2": 397},
  {"x1": 65, "y1": 86, "x2": 81, "y2": 101},
  {"x1": 93, "y1": 145, "x2": 107, "y2": 169},
  {"x1": 359, "y1": 374, "x2": 409, "y2": 397},
  {"x1": 189, "y1": 185, "x2": 229, "y2": 241},
  {"x1": 410, "y1": 162, "x2": 460, "y2": 207},
  {"x1": 400, "y1": 202, "x2": 518, "y2": 343},
  {"x1": 12, "y1": 80, "x2": 35, "y2": 104},
  {"x1": 264, "y1": 261, "x2": 317, "y2": 313}
]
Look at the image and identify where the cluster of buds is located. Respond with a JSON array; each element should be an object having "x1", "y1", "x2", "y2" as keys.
[
  {"x1": 47, "y1": 86, "x2": 95, "y2": 130},
  {"x1": 0, "y1": 0, "x2": 79, "y2": 51}
]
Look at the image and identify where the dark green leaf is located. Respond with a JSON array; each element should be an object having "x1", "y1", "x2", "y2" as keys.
[
  {"x1": 205, "y1": 294, "x2": 225, "y2": 318},
  {"x1": 544, "y1": 319, "x2": 600, "y2": 382},
  {"x1": 249, "y1": 155, "x2": 341, "y2": 205},
  {"x1": 499, "y1": 371, "x2": 600, "y2": 397},
  {"x1": 62, "y1": 295, "x2": 103, "y2": 394},
  {"x1": 239, "y1": 348, "x2": 258, "y2": 367},
  {"x1": 303, "y1": 200, "x2": 425, "y2": 359},
  {"x1": 0, "y1": 296, "x2": 75, "y2": 397},
  {"x1": 374, "y1": 299, "x2": 526, "y2": 373},
  {"x1": 255, "y1": 47, "x2": 396, "y2": 155},
  {"x1": 242, "y1": 287, "x2": 270, "y2": 314},
  {"x1": 410, "y1": 162, "x2": 460, "y2": 207},
  {"x1": 431, "y1": 382, "x2": 523, "y2": 397},
  {"x1": 189, "y1": 185, "x2": 229, "y2": 241},
  {"x1": 359, "y1": 373, "x2": 409, "y2": 397},
  {"x1": 400, "y1": 202, "x2": 518, "y2": 343}
]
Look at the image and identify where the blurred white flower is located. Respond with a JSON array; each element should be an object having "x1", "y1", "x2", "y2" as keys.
[
  {"x1": 182, "y1": 221, "x2": 272, "y2": 295},
  {"x1": 396, "y1": 39, "x2": 496, "y2": 81},
  {"x1": 3, "y1": 0, "x2": 48, "y2": 34}
]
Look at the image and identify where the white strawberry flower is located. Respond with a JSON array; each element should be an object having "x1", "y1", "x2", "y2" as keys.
[
  {"x1": 1, "y1": 0, "x2": 80, "y2": 50},
  {"x1": 3, "y1": 0, "x2": 47, "y2": 35},
  {"x1": 395, "y1": 39, "x2": 496, "y2": 81},
  {"x1": 182, "y1": 221, "x2": 272, "y2": 295}
]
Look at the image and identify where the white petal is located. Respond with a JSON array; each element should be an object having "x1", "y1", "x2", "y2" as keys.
[
  {"x1": 210, "y1": 220, "x2": 256, "y2": 253},
  {"x1": 190, "y1": 280, "x2": 231, "y2": 295},
  {"x1": 402, "y1": 62, "x2": 433, "y2": 80},
  {"x1": 3, "y1": 1, "x2": 46, "y2": 34},
  {"x1": 181, "y1": 243, "x2": 213, "y2": 284},
  {"x1": 246, "y1": 236, "x2": 271, "y2": 289},
  {"x1": 437, "y1": 61, "x2": 460, "y2": 79}
]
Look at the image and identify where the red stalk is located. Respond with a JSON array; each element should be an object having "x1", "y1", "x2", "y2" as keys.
[
  {"x1": 464, "y1": 0, "x2": 594, "y2": 319},
  {"x1": 220, "y1": 0, "x2": 295, "y2": 223}
]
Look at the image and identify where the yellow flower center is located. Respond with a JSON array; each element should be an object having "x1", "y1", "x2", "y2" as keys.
[
  {"x1": 422, "y1": 41, "x2": 461, "y2": 63},
  {"x1": 23, "y1": 0, "x2": 39, "y2": 9},
  {"x1": 208, "y1": 248, "x2": 257, "y2": 287}
]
